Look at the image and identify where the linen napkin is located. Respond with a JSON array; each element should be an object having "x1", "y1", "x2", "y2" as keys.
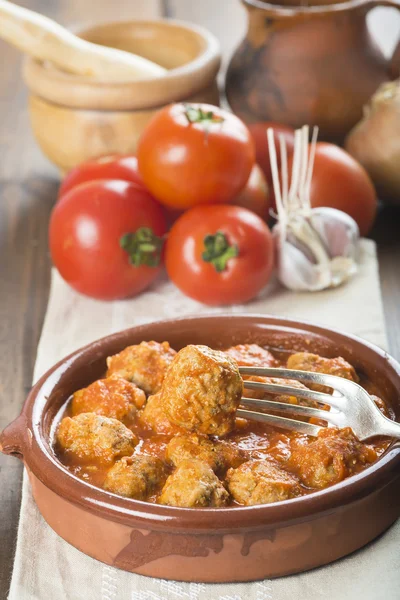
[{"x1": 8, "y1": 239, "x2": 400, "y2": 599}]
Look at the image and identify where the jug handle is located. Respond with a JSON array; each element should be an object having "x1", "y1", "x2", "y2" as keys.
[
  {"x1": 391, "y1": 43, "x2": 400, "y2": 77},
  {"x1": 369, "y1": 0, "x2": 400, "y2": 77}
]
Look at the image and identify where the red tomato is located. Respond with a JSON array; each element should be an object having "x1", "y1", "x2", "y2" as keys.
[
  {"x1": 165, "y1": 205, "x2": 274, "y2": 306},
  {"x1": 248, "y1": 122, "x2": 295, "y2": 184},
  {"x1": 287, "y1": 143, "x2": 377, "y2": 236},
  {"x1": 165, "y1": 164, "x2": 270, "y2": 223},
  {"x1": 50, "y1": 180, "x2": 167, "y2": 300},
  {"x1": 137, "y1": 103, "x2": 255, "y2": 210},
  {"x1": 59, "y1": 155, "x2": 144, "y2": 199},
  {"x1": 230, "y1": 164, "x2": 270, "y2": 219}
]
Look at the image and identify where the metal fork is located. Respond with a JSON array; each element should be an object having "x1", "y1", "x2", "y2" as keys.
[{"x1": 237, "y1": 367, "x2": 400, "y2": 441}]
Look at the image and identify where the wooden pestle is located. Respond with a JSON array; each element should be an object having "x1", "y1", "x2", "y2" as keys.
[{"x1": 0, "y1": 0, "x2": 167, "y2": 81}]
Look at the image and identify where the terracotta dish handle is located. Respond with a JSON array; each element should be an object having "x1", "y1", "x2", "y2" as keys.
[
  {"x1": 0, "y1": 0, "x2": 166, "y2": 81},
  {"x1": 0, "y1": 414, "x2": 26, "y2": 461}
]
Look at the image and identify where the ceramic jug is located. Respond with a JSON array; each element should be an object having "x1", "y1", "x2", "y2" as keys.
[{"x1": 226, "y1": 0, "x2": 400, "y2": 142}]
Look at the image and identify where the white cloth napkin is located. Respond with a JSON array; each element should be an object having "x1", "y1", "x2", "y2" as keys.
[{"x1": 9, "y1": 239, "x2": 400, "y2": 600}]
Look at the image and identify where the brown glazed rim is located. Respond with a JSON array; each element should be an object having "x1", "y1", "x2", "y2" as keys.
[
  {"x1": 4, "y1": 314, "x2": 400, "y2": 534},
  {"x1": 243, "y1": 0, "x2": 395, "y2": 18}
]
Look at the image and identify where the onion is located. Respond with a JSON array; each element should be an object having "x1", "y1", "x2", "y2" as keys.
[{"x1": 345, "y1": 81, "x2": 400, "y2": 205}]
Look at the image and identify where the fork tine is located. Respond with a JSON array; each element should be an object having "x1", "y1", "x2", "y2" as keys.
[
  {"x1": 242, "y1": 379, "x2": 332, "y2": 405},
  {"x1": 238, "y1": 367, "x2": 400, "y2": 442},
  {"x1": 239, "y1": 366, "x2": 343, "y2": 390},
  {"x1": 241, "y1": 397, "x2": 342, "y2": 426},
  {"x1": 237, "y1": 408, "x2": 322, "y2": 436},
  {"x1": 239, "y1": 366, "x2": 347, "y2": 409}
]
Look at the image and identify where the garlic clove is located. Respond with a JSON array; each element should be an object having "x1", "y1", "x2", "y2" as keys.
[
  {"x1": 330, "y1": 256, "x2": 358, "y2": 287},
  {"x1": 273, "y1": 230, "x2": 332, "y2": 291},
  {"x1": 273, "y1": 214, "x2": 359, "y2": 292},
  {"x1": 308, "y1": 207, "x2": 359, "y2": 259}
]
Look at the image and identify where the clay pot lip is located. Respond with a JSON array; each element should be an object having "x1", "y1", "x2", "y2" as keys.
[
  {"x1": 22, "y1": 19, "x2": 221, "y2": 111},
  {"x1": 2, "y1": 314, "x2": 400, "y2": 534},
  {"x1": 243, "y1": 0, "x2": 375, "y2": 17}
]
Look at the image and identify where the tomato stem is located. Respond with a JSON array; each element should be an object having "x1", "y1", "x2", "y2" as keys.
[
  {"x1": 120, "y1": 227, "x2": 163, "y2": 267},
  {"x1": 184, "y1": 105, "x2": 224, "y2": 127},
  {"x1": 202, "y1": 231, "x2": 238, "y2": 272}
]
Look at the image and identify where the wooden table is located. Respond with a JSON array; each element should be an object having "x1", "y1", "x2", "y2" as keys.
[{"x1": 0, "y1": 0, "x2": 399, "y2": 594}]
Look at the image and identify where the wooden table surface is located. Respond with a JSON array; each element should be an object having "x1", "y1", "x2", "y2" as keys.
[{"x1": 0, "y1": 0, "x2": 399, "y2": 595}]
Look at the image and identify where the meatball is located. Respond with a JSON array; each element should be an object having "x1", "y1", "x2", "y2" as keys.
[
  {"x1": 289, "y1": 427, "x2": 377, "y2": 489},
  {"x1": 106, "y1": 341, "x2": 176, "y2": 395},
  {"x1": 287, "y1": 352, "x2": 358, "y2": 393},
  {"x1": 159, "y1": 459, "x2": 229, "y2": 508},
  {"x1": 71, "y1": 376, "x2": 145, "y2": 422},
  {"x1": 161, "y1": 345, "x2": 243, "y2": 436},
  {"x1": 104, "y1": 455, "x2": 167, "y2": 499},
  {"x1": 370, "y1": 395, "x2": 392, "y2": 418},
  {"x1": 224, "y1": 344, "x2": 277, "y2": 368},
  {"x1": 140, "y1": 392, "x2": 185, "y2": 435},
  {"x1": 359, "y1": 380, "x2": 394, "y2": 419},
  {"x1": 166, "y1": 433, "x2": 245, "y2": 473},
  {"x1": 226, "y1": 460, "x2": 300, "y2": 505},
  {"x1": 57, "y1": 413, "x2": 137, "y2": 464}
]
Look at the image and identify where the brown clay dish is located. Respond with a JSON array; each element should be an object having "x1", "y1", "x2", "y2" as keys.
[{"x1": 1, "y1": 314, "x2": 400, "y2": 582}]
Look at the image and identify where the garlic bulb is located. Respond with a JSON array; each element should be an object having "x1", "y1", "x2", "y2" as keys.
[{"x1": 268, "y1": 126, "x2": 360, "y2": 292}]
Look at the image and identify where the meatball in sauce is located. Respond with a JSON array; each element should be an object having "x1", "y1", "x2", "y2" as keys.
[
  {"x1": 106, "y1": 341, "x2": 176, "y2": 395},
  {"x1": 159, "y1": 459, "x2": 229, "y2": 508},
  {"x1": 71, "y1": 375, "x2": 145, "y2": 424},
  {"x1": 57, "y1": 412, "x2": 137, "y2": 465},
  {"x1": 161, "y1": 345, "x2": 243, "y2": 436}
]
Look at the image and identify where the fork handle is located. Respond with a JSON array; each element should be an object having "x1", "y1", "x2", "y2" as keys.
[{"x1": 376, "y1": 414, "x2": 400, "y2": 439}]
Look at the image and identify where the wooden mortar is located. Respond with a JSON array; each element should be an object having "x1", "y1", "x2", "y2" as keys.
[{"x1": 23, "y1": 20, "x2": 221, "y2": 173}]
